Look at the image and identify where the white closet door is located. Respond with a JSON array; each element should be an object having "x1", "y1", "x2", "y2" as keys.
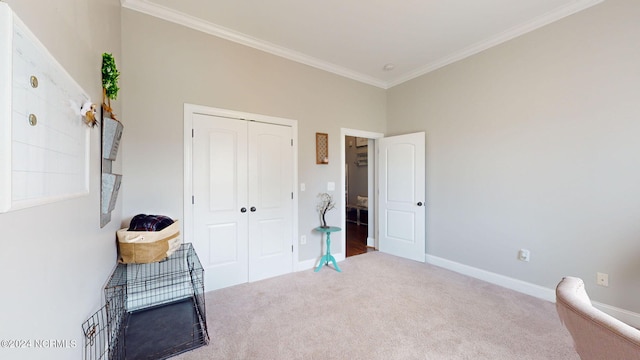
[
  {"x1": 193, "y1": 114, "x2": 249, "y2": 290},
  {"x1": 248, "y1": 122, "x2": 293, "y2": 282},
  {"x1": 192, "y1": 114, "x2": 293, "y2": 291}
]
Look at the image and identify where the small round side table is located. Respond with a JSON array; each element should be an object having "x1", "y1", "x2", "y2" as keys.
[{"x1": 314, "y1": 226, "x2": 342, "y2": 272}]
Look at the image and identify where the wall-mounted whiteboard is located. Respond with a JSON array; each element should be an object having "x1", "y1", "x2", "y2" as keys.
[{"x1": 0, "y1": 3, "x2": 90, "y2": 213}]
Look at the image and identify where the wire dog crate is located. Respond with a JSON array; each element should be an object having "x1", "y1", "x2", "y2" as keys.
[
  {"x1": 83, "y1": 243, "x2": 209, "y2": 360},
  {"x1": 83, "y1": 285, "x2": 126, "y2": 360}
]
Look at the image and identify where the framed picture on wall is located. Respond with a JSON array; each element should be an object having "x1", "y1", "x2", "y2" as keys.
[
  {"x1": 356, "y1": 137, "x2": 368, "y2": 147},
  {"x1": 316, "y1": 132, "x2": 329, "y2": 164}
]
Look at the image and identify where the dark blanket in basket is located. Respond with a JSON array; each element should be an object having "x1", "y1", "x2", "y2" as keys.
[{"x1": 128, "y1": 214, "x2": 174, "y2": 231}]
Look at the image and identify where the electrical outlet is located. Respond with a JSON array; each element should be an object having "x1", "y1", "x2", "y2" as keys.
[
  {"x1": 597, "y1": 272, "x2": 609, "y2": 287},
  {"x1": 518, "y1": 249, "x2": 530, "y2": 262},
  {"x1": 300, "y1": 235, "x2": 306, "y2": 245}
]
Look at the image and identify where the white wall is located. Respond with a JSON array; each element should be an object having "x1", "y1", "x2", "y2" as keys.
[
  {"x1": 120, "y1": 9, "x2": 386, "y2": 262},
  {"x1": 0, "y1": 1, "x2": 122, "y2": 359},
  {"x1": 387, "y1": 0, "x2": 640, "y2": 313}
]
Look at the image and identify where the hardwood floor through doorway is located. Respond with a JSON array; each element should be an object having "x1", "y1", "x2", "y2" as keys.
[{"x1": 346, "y1": 222, "x2": 375, "y2": 257}]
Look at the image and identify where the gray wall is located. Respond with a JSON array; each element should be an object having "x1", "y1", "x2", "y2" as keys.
[
  {"x1": 4, "y1": 2, "x2": 640, "y2": 355},
  {"x1": 120, "y1": 10, "x2": 387, "y2": 261},
  {"x1": 387, "y1": 0, "x2": 640, "y2": 313},
  {"x1": 0, "y1": 1, "x2": 122, "y2": 359}
]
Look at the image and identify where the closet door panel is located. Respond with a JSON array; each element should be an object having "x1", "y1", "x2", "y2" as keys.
[
  {"x1": 248, "y1": 122, "x2": 293, "y2": 282},
  {"x1": 193, "y1": 114, "x2": 248, "y2": 290}
]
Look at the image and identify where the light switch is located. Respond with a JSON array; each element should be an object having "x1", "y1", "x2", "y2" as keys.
[
  {"x1": 327, "y1": 182, "x2": 335, "y2": 191},
  {"x1": 300, "y1": 183, "x2": 305, "y2": 191}
]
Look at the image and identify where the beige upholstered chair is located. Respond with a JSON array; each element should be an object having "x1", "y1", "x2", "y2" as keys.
[{"x1": 556, "y1": 276, "x2": 640, "y2": 359}]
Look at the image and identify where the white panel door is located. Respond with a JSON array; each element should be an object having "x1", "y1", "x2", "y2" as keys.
[
  {"x1": 192, "y1": 114, "x2": 293, "y2": 291},
  {"x1": 378, "y1": 132, "x2": 425, "y2": 262},
  {"x1": 193, "y1": 114, "x2": 249, "y2": 290},
  {"x1": 248, "y1": 122, "x2": 293, "y2": 282}
]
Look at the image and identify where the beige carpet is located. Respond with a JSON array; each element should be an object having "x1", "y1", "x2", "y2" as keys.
[{"x1": 173, "y1": 251, "x2": 579, "y2": 360}]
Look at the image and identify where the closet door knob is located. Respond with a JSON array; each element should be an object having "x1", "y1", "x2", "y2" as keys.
[
  {"x1": 417, "y1": 202, "x2": 423, "y2": 206},
  {"x1": 240, "y1": 207, "x2": 247, "y2": 213},
  {"x1": 250, "y1": 206, "x2": 256, "y2": 212}
]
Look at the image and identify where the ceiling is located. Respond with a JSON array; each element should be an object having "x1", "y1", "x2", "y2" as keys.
[{"x1": 121, "y1": 0, "x2": 603, "y2": 89}]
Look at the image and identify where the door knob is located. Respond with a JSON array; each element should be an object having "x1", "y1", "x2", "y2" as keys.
[
  {"x1": 417, "y1": 202, "x2": 423, "y2": 206},
  {"x1": 240, "y1": 207, "x2": 247, "y2": 213},
  {"x1": 250, "y1": 206, "x2": 257, "y2": 212}
]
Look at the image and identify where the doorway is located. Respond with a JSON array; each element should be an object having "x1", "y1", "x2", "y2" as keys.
[
  {"x1": 340, "y1": 128, "x2": 383, "y2": 260},
  {"x1": 345, "y1": 136, "x2": 372, "y2": 257},
  {"x1": 340, "y1": 129, "x2": 426, "y2": 263}
]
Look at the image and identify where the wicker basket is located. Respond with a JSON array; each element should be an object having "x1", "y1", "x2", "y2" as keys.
[{"x1": 117, "y1": 221, "x2": 181, "y2": 264}]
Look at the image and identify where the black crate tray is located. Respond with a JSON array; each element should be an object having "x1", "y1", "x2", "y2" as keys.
[{"x1": 124, "y1": 297, "x2": 207, "y2": 360}]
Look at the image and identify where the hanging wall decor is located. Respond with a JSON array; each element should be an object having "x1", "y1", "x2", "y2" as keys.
[
  {"x1": 316, "y1": 132, "x2": 329, "y2": 164},
  {"x1": 101, "y1": 52, "x2": 120, "y2": 119},
  {"x1": 101, "y1": 52, "x2": 123, "y2": 227}
]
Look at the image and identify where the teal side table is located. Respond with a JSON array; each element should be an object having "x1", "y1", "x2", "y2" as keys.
[{"x1": 314, "y1": 226, "x2": 342, "y2": 272}]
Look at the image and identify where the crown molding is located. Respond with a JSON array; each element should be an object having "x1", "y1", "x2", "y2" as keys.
[
  {"x1": 387, "y1": 0, "x2": 605, "y2": 88},
  {"x1": 120, "y1": 0, "x2": 388, "y2": 88},
  {"x1": 122, "y1": 0, "x2": 604, "y2": 90}
]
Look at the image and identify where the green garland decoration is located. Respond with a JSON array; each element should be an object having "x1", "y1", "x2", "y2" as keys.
[{"x1": 101, "y1": 53, "x2": 120, "y2": 101}]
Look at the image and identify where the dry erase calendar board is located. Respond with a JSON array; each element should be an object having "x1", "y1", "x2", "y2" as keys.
[{"x1": 0, "y1": 3, "x2": 90, "y2": 213}]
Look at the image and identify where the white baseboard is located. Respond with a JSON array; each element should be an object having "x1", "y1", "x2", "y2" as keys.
[
  {"x1": 425, "y1": 254, "x2": 556, "y2": 301},
  {"x1": 592, "y1": 301, "x2": 640, "y2": 329},
  {"x1": 296, "y1": 258, "x2": 318, "y2": 272},
  {"x1": 425, "y1": 254, "x2": 640, "y2": 328},
  {"x1": 367, "y1": 236, "x2": 375, "y2": 247},
  {"x1": 297, "y1": 248, "x2": 349, "y2": 273}
]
